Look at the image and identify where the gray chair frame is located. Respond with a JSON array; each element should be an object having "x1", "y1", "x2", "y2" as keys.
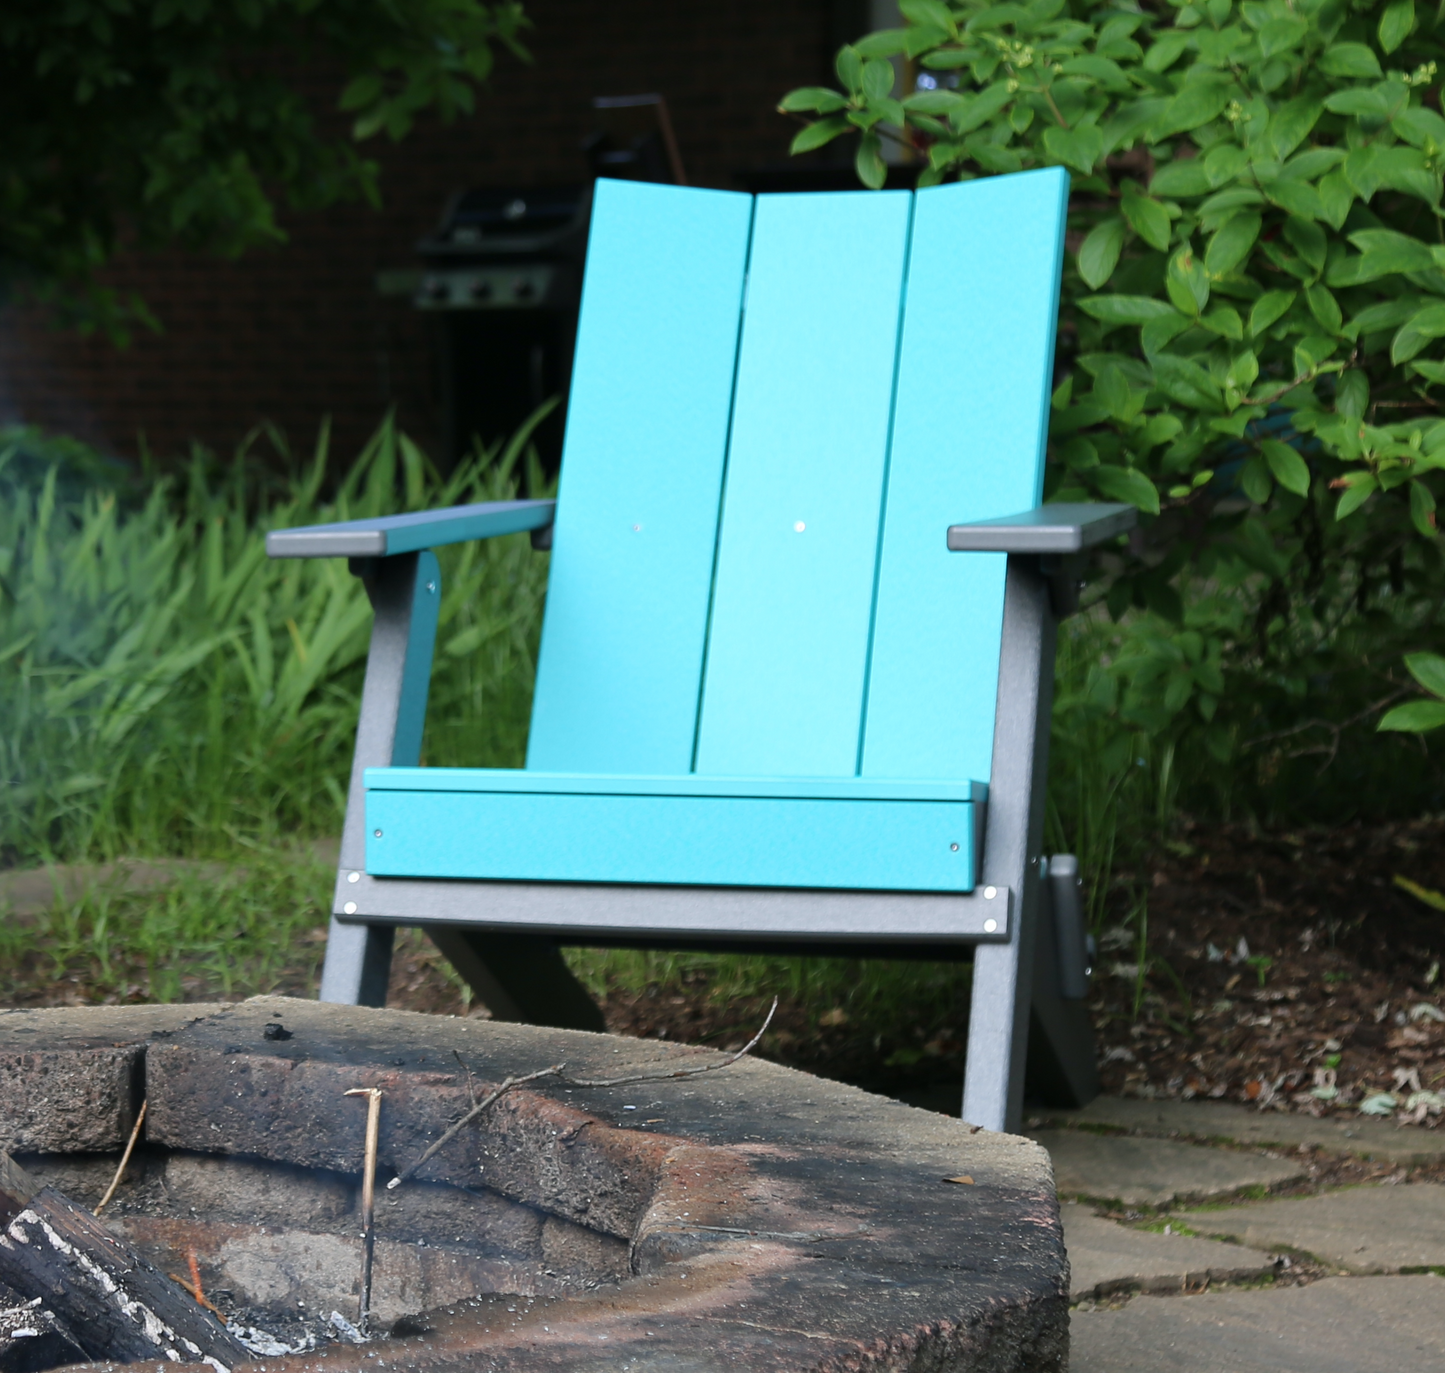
[{"x1": 268, "y1": 499, "x2": 1133, "y2": 1133}]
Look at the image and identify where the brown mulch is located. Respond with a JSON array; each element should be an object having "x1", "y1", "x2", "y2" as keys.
[{"x1": 1089, "y1": 815, "x2": 1445, "y2": 1126}]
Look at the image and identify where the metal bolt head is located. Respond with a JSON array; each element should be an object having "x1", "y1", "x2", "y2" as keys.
[
  {"x1": 343, "y1": 901, "x2": 358, "y2": 915},
  {"x1": 793, "y1": 521, "x2": 806, "y2": 532},
  {"x1": 983, "y1": 918, "x2": 998, "y2": 934},
  {"x1": 950, "y1": 843, "x2": 959, "y2": 852},
  {"x1": 373, "y1": 829, "x2": 383, "y2": 839},
  {"x1": 348, "y1": 871, "x2": 361, "y2": 883},
  {"x1": 425, "y1": 581, "x2": 437, "y2": 594},
  {"x1": 983, "y1": 885, "x2": 997, "y2": 900}
]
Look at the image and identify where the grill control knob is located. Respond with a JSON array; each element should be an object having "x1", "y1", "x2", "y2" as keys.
[
  {"x1": 424, "y1": 278, "x2": 449, "y2": 302},
  {"x1": 469, "y1": 279, "x2": 493, "y2": 301},
  {"x1": 512, "y1": 278, "x2": 536, "y2": 300}
]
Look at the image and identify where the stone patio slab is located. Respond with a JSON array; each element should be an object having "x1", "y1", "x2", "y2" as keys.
[
  {"x1": 1174, "y1": 1182, "x2": 1445, "y2": 1273},
  {"x1": 1070, "y1": 1275, "x2": 1445, "y2": 1372},
  {"x1": 1062, "y1": 1204, "x2": 1278, "y2": 1300},
  {"x1": 1032, "y1": 1128, "x2": 1305, "y2": 1207},
  {"x1": 1041, "y1": 1095, "x2": 1445, "y2": 1166}
]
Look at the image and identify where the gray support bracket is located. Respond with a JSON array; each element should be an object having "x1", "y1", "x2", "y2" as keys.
[{"x1": 319, "y1": 552, "x2": 441, "y2": 1006}]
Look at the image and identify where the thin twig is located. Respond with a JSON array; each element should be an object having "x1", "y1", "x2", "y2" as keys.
[
  {"x1": 387, "y1": 998, "x2": 779, "y2": 1189},
  {"x1": 167, "y1": 1273, "x2": 223, "y2": 1317},
  {"x1": 94, "y1": 1100, "x2": 146, "y2": 1215},
  {"x1": 387, "y1": 1064, "x2": 565, "y2": 1190},
  {"x1": 561, "y1": 997, "x2": 778, "y2": 1088},
  {"x1": 344, "y1": 1088, "x2": 383, "y2": 1329}
]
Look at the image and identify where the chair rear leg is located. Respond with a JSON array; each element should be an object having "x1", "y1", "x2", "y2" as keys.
[
  {"x1": 426, "y1": 928, "x2": 606, "y2": 1032},
  {"x1": 319, "y1": 920, "x2": 396, "y2": 1007}
]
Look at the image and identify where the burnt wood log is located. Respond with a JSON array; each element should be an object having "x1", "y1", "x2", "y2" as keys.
[
  {"x1": 0, "y1": 1299, "x2": 87, "y2": 1373},
  {"x1": 0, "y1": 1153, "x2": 250, "y2": 1368}
]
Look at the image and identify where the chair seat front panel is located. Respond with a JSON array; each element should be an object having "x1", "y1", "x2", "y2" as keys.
[{"x1": 365, "y1": 789, "x2": 977, "y2": 891}]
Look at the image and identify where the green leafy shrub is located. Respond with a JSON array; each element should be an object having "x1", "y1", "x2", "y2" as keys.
[
  {"x1": 0, "y1": 416, "x2": 549, "y2": 866},
  {"x1": 783, "y1": 0, "x2": 1443, "y2": 819},
  {"x1": 1379, "y1": 649, "x2": 1445, "y2": 727}
]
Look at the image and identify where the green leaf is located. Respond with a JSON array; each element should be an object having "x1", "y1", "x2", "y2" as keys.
[
  {"x1": 1335, "y1": 473, "x2": 1378, "y2": 519},
  {"x1": 855, "y1": 28, "x2": 910, "y2": 57},
  {"x1": 1258, "y1": 15, "x2": 1309, "y2": 55},
  {"x1": 1077, "y1": 218, "x2": 1126, "y2": 289},
  {"x1": 1269, "y1": 96, "x2": 1324, "y2": 160},
  {"x1": 1078, "y1": 295, "x2": 1180, "y2": 325},
  {"x1": 1409, "y1": 479, "x2": 1439, "y2": 536},
  {"x1": 1205, "y1": 212, "x2": 1261, "y2": 276},
  {"x1": 1379, "y1": 0, "x2": 1415, "y2": 53},
  {"x1": 1167, "y1": 246, "x2": 1210, "y2": 314},
  {"x1": 1203, "y1": 306, "x2": 1244, "y2": 339},
  {"x1": 1142, "y1": 310, "x2": 1193, "y2": 354},
  {"x1": 855, "y1": 130, "x2": 887, "y2": 188},
  {"x1": 1390, "y1": 303, "x2": 1445, "y2": 363},
  {"x1": 1306, "y1": 283, "x2": 1343, "y2": 334},
  {"x1": 1249, "y1": 290, "x2": 1296, "y2": 336},
  {"x1": 1241, "y1": 456, "x2": 1274, "y2": 503},
  {"x1": 1144, "y1": 32, "x2": 1193, "y2": 72},
  {"x1": 1318, "y1": 42, "x2": 1383, "y2": 78},
  {"x1": 903, "y1": 90, "x2": 967, "y2": 114},
  {"x1": 1093, "y1": 464, "x2": 1161, "y2": 514},
  {"x1": 950, "y1": 82, "x2": 1014, "y2": 133},
  {"x1": 1122, "y1": 190, "x2": 1172, "y2": 252},
  {"x1": 790, "y1": 115, "x2": 851, "y2": 153},
  {"x1": 1042, "y1": 123, "x2": 1104, "y2": 174},
  {"x1": 779, "y1": 87, "x2": 849, "y2": 113},
  {"x1": 1261, "y1": 439, "x2": 1310, "y2": 495},
  {"x1": 1203, "y1": 142, "x2": 1247, "y2": 186},
  {"x1": 1393, "y1": 106, "x2": 1445, "y2": 148},
  {"x1": 1152, "y1": 351, "x2": 1224, "y2": 410},
  {"x1": 1342, "y1": 229, "x2": 1437, "y2": 279},
  {"x1": 1336, "y1": 369, "x2": 1369, "y2": 419},
  {"x1": 1267, "y1": 178, "x2": 1325, "y2": 221},
  {"x1": 1155, "y1": 79, "x2": 1235, "y2": 137},
  {"x1": 1405, "y1": 650, "x2": 1445, "y2": 698},
  {"x1": 1151, "y1": 158, "x2": 1213, "y2": 196},
  {"x1": 1284, "y1": 216, "x2": 1327, "y2": 273},
  {"x1": 1378, "y1": 700, "x2": 1445, "y2": 731},
  {"x1": 900, "y1": 0, "x2": 955, "y2": 27},
  {"x1": 1317, "y1": 171, "x2": 1355, "y2": 229},
  {"x1": 836, "y1": 45, "x2": 864, "y2": 93},
  {"x1": 862, "y1": 58, "x2": 896, "y2": 100}
]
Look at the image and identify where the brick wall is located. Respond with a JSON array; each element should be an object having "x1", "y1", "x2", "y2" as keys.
[{"x1": 0, "y1": 0, "x2": 850, "y2": 469}]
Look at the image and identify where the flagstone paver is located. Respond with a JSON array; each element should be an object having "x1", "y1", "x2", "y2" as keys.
[
  {"x1": 1173, "y1": 1182, "x2": 1445, "y2": 1273},
  {"x1": 1032, "y1": 1127, "x2": 1306, "y2": 1206},
  {"x1": 1040, "y1": 1095, "x2": 1445, "y2": 1166},
  {"x1": 1070, "y1": 1275, "x2": 1445, "y2": 1372},
  {"x1": 1061, "y1": 1203, "x2": 1278, "y2": 1300}
]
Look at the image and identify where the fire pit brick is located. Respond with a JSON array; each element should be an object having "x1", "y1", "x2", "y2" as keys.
[
  {"x1": 0, "y1": 1004, "x2": 225, "y2": 1152},
  {"x1": 12, "y1": 997, "x2": 1068, "y2": 1371}
]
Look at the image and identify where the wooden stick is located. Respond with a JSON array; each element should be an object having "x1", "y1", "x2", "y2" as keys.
[
  {"x1": 344, "y1": 1088, "x2": 383, "y2": 1329},
  {"x1": 94, "y1": 1100, "x2": 146, "y2": 1216},
  {"x1": 167, "y1": 1272, "x2": 223, "y2": 1318}
]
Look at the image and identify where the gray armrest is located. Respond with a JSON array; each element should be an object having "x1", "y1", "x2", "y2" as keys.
[
  {"x1": 946, "y1": 502, "x2": 1136, "y2": 554},
  {"x1": 266, "y1": 499, "x2": 555, "y2": 559}
]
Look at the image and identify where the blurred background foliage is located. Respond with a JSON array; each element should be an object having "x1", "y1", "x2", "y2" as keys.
[{"x1": 0, "y1": 0, "x2": 529, "y2": 339}]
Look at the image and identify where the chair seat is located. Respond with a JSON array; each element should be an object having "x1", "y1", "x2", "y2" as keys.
[{"x1": 363, "y1": 768, "x2": 985, "y2": 892}]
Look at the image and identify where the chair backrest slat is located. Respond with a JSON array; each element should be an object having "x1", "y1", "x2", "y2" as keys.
[
  {"x1": 526, "y1": 180, "x2": 753, "y2": 774},
  {"x1": 526, "y1": 172, "x2": 1066, "y2": 788},
  {"x1": 694, "y1": 191, "x2": 913, "y2": 777},
  {"x1": 861, "y1": 169, "x2": 1068, "y2": 783}
]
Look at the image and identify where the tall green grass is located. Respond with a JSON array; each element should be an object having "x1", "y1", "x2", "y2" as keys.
[{"x1": 0, "y1": 417, "x2": 549, "y2": 867}]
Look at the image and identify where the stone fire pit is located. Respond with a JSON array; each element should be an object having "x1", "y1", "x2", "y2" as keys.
[{"x1": 0, "y1": 996, "x2": 1066, "y2": 1371}]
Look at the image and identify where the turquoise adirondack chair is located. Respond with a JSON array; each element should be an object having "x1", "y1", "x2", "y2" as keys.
[{"x1": 268, "y1": 170, "x2": 1133, "y2": 1132}]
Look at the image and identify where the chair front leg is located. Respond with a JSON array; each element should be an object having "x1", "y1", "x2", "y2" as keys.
[{"x1": 320, "y1": 550, "x2": 441, "y2": 1006}]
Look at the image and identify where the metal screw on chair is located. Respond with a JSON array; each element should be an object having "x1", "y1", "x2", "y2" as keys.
[
  {"x1": 950, "y1": 843, "x2": 959, "y2": 851},
  {"x1": 426, "y1": 581, "x2": 437, "y2": 594},
  {"x1": 373, "y1": 830, "x2": 383, "y2": 838},
  {"x1": 348, "y1": 871, "x2": 361, "y2": 883}
]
